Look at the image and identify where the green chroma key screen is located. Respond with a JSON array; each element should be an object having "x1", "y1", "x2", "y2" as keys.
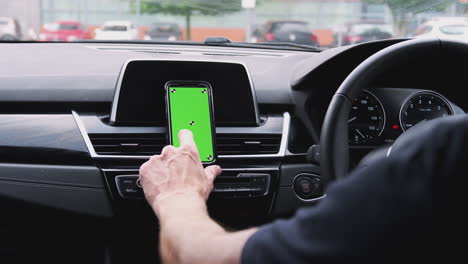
[{"x1": 167, "y1": 86, "x2": 215, "y2": 163}]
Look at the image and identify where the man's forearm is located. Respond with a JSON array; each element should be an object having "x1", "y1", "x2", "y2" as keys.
[{"x1": 155, "y1": 193, "x2": 256, "y2": 264}]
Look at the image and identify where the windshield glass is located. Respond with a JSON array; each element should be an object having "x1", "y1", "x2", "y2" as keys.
[
  {"x1": 1, "y1": 0, "x2": 467, "y2": 49},
  {"x1": 58, "y1": 23, "x2": 79, "y2": 30},
  {"x1": 103, "y1": 25, "x2": 129, "y2": 31},
  {"x1": 44, "y1": 23, "x2": 80, "y2": 31},
  {"x1": 440, "y1": 24, "x2": 468, "y2": 34},
  {"x1": 151, "y1": 23, "x2": 179, "y2": 32},
  {"x1": 350, "y1": 24, "x2": 393, "y2": 34},
  {"x1": 271, "y1": 22, "x2": 310, "y2": 33}
]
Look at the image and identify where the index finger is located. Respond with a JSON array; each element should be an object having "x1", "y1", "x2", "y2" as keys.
[{"x1": 178, "y1": 129, "x2": 195, "y2": 147}]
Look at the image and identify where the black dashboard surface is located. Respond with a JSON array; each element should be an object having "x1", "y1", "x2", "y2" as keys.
[{"x1": 0, "y1": 43, "x2": 312, "y2": 105}]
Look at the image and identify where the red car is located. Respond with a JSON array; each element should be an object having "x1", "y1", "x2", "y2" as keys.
[{"x1": 39, "y1": 21, "x2": 90, "y2": 42}]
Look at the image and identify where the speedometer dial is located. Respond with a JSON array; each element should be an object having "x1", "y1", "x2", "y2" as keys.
[
  {"x1": 348, "y1": 91, "x2": 386, "y2": 145},
  {"x1": 399, "y1": 91, "x2": 453, "y2": 131}
]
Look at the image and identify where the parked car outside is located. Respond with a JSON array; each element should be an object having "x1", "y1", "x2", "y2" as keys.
[
  {"x1": 341, "y1": 21, "x2": 394, "y2": 45},
  {"x1": 411, "y1": 17, "x2": 468, "y2": 43},
  {"x1": 0, "y1": 17, "x2": 22, "y2": 41},
  {"x1": 258, "y1": 20, "x2": 318, "y2": 46},
  {"x1": 39, "y1": 21, "x2": 90, "y2": 42},
  {"x1": 144, "y1": 22, "x2": 182, "y2": 41},
  {"x1": 94, "y1": 21, "x2": 139, "y2": 41}
]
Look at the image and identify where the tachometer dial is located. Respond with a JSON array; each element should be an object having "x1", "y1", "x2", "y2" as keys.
[
  {"x1": 399, "y1": 91, "x2": 453, "y2": 131},
  {"x1": 348, "y1": 91, "x2": 386, "y2": 145}
]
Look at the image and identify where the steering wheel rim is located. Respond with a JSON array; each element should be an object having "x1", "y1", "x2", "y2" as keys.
[{"x1": 320, "y1": 38, "x2": 445, "y2": 181}]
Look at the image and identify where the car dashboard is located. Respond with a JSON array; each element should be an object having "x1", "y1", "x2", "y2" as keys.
[{"x1": 0, "y1": 40, "x2": 466, "y2": 263}]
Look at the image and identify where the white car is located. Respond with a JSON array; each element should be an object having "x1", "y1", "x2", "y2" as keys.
[
  {"x1": 94, "y1": 21, "x2": 139, "y2": 41},
  {"x1": 412, "y1": 17, "x2": 468, "y2": 42},
  {"x1": 0, "y1": 17, "x2": 21, "y2": 41}
]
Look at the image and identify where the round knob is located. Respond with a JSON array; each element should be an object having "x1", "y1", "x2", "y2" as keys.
[{"x1": 293, "y1": 174, "x2": 323, "y2": 200}]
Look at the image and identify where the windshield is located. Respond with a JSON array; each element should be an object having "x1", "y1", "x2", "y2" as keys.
[
  {"x1": 271, "y1": 22, "x2": 310, "y2": 33},
  {"x1": 44, "y1": 23, "x2": 79, "y2": 31},
  {"x1": 151, "y1": 23, "x2": 179, "y2": 32},
  {"x1": 440, "y1": 24, "x2": 468, "y2": 34},
  {"x1": 1, "y1": 0, "x2": 467, "y2": 49},
  {"x1": 102, "y1": 25, "x2": 129, "y2": 31},
  {"x1": 350, "y1": 24, "x2": 393, "y2": 34}
]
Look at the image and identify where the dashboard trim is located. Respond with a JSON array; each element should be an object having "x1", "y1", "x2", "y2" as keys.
[
  {"x1": 101, "y1": 167, "x2": 280, "y2": 172},
  {"x1": 294, "y1": 193, "x2": 326, "y2": 202},
  {"x1": 72, "y1": 111, "x2": 291, "y2": 160},
  {"x1": 109, "y1": 58, "x2": 261, "y2": 126}
]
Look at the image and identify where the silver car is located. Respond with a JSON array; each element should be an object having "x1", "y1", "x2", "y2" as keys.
[{"x1": 0, "y1": 17, "x2": 21, "y2": 41}]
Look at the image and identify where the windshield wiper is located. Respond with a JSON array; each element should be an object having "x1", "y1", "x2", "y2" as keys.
[
  {"x1": 72, "y1": 38, "x2": 323, "y2": 52},
  {"x1": 248, "y1": 42, "x2": 323, "y2": 52},
  {"x1": 203, "y1": 37, "x2": 322, "y2": 52}
]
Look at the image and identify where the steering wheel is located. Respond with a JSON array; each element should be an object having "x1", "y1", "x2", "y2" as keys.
[{"x1": 320, "y1": 38, "x2": 466, "y2": 181}]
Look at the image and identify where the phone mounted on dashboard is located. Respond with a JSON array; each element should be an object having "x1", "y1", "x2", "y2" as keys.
[{"x1": 165, "y1": 80, "x2": 217, "y2": 164}]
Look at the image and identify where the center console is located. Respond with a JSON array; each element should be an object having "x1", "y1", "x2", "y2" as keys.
[{"x1": 71, "y1": 59, "x2": 323, "y2": 227}]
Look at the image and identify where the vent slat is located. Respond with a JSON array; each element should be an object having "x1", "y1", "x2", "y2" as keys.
[
  {"x1": 217, "y1": 151, "x2": 278, "y2": 155},
  {"x1": 89, "y1": 133, "x2": 165, "y2": 156},
  {"x1": 216, "y1": 133, "x2": 280, "y2": 155},
  {"x1": 97, "y1": 152, "x2": 160, "y2": 155},
  {"x1": 88, "y1": 133, "x2": 281, "y2": 156},
  {"x1": 217, "y1": 144, "x2": 279, "y2": 147}
]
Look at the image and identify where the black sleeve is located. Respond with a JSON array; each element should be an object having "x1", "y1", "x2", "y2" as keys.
[{"x1": 242, "y1": 115, "x2": 468, "y2": 263}]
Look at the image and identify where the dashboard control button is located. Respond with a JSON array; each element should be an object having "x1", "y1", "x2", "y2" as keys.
[
  {"x1": 121, "y1": 179, "x2": 135, "y2": 185},
  {"x1": 115, "y1": 175, "x2": 144, "y2": 199},
  {"x1": 212, "y1": 173, "x2": 271, "y2": 199},
  {"x1": 135, "y1": 178, "x2": 142, "y2": 188},
  {"x1": 298, "y1": 178, "x2": 312, "y2": 194},
  {"x1": 123, "y1": 187, "x2": 139, "y2": 194},
  {"x1": 293, "y1": 174, "x2": 323, "y2": 200}
]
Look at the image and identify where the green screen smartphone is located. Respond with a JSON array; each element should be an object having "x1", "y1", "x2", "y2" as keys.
[{"x1": 165, "y1": 81, "x2": 216, "y2": 163}]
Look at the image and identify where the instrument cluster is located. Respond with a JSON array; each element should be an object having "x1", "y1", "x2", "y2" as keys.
[{"x1": 348, "y1": 88, "x2": 461, "y2": 147}]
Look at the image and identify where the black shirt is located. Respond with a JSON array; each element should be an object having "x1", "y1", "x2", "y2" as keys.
[{"x1": 242, "y1": 115, "x2": 466, "y2": 263}]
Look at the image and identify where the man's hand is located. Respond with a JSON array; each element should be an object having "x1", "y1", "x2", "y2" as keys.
[
  {"x1": 139, "y1": 129, "x2": 256, "y2": 264},
  {"x1": 139, "y1": 129, "x2": 221, "y2": 216}
]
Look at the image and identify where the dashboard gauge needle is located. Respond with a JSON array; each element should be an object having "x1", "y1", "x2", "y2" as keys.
[
  {"x1": 355, "y1": 129, "x2": 365, "y2": 138},
  {"x1": 348, "y1": 117, "x2": 357, "y2": 123}
]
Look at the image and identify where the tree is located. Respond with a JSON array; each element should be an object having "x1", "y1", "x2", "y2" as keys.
[
  {"x1": 139, "y1": 0, "x2": 242, "y2": 40},
  {"x1": 364, "y1": 0, "x2": 456, "y2": 35}
]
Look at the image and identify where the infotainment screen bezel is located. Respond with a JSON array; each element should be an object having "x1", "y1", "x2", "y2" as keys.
[{"x1": 110, "y1": 59, "x2": 260, "y2": 126}]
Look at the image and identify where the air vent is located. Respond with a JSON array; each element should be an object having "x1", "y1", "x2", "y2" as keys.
[
  {"x1": 89, "y1": 133, "x2": 166, "y2": 156},
  {"x1": 88, "y1": 133, "x2": 281, "y2": 156},
  {"x1": 216, "y1": 134, "x2": 281, "y2": 155}
]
